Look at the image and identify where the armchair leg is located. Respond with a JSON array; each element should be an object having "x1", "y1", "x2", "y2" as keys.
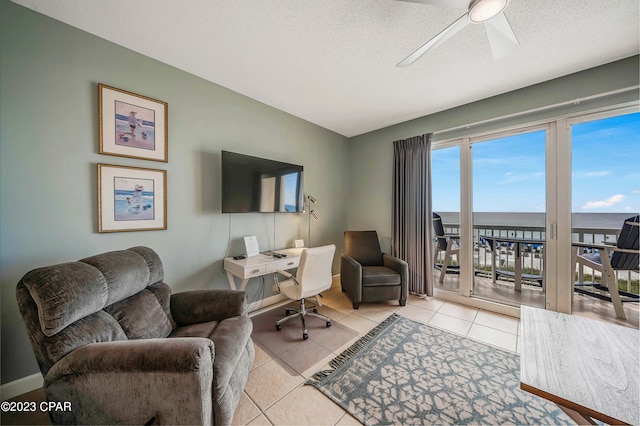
[
  {"x1": 352, "y1": 302, "x2": 360, "y2": 309},
  {"x1": 599, "y1": 251, "x2": 626, "y2": 320},
  {"x1": 439, "y1": 267, "x2": 447, "y2": 284},
  {"x1": 399, "y1": 299, "x2": 406, "y2": 306}
]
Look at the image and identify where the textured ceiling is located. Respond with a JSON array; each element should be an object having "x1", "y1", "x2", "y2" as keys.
[{"x1": 11, "y1": 0, "x2": 640, "y2": 137}]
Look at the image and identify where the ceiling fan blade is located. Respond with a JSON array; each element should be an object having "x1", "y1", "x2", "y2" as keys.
[
  {"x1": 396, "y1": 0, "x2": 471, "y2": 9},
  {"x1": 483, "y1": 12, "x2": 519, "y2": 60},
  {"x1": 397, "y1": 13, "x2": 470, "y2": 67}
]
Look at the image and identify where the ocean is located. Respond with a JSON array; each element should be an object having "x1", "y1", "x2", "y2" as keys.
[
  {"x1": 438, "y1": 212, "x2": 636, "y2": 230},
  {"x1": 114, "y1": 189, "x2": 154, "y2": 221}
]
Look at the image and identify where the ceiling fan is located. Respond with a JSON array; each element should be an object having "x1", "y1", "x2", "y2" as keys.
[{"x1": 396, "y1": 0, "x2": 519, "y2": 66}]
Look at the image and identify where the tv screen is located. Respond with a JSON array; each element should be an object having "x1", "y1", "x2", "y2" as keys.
[{"x1": 221, "y1": 151, "x2": 304, "y2": 213}]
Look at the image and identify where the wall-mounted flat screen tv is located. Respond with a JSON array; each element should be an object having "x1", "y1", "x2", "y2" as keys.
[{"x1": 221, "y1": 150, "x2": 304, "y2": 213}]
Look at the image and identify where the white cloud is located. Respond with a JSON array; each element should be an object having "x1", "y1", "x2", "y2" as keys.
[
  {"x1": 573, "y1": 171, "x2": 611, "y2": 178},
  {"x1": 581, "y1": 194, "x2": 626, "y2": 209},
  {"x1": 500, "y1": 171, "x2": 544, "y2": 184}
]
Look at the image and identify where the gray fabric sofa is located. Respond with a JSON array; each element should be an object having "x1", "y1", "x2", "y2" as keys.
[{"x1": 16, "y1": 246, "x2": 254, "y2": 425}]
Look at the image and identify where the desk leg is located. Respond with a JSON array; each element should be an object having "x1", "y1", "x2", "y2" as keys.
[
  {"x1": 226, "y1": 271, "x2": 238, "y2": 290},
  {"x1": 514, "y1": 243, "x2": 522, "y2": 292},
  {"x1": 226, "y1": 272, "x2": 250, "y2": 292}
]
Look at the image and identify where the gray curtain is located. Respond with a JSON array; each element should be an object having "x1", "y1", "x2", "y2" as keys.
[{"x1": 392, "y1": 134, "x2": 434, "y2": 296}]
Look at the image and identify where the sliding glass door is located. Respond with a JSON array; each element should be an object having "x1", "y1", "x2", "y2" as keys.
[
  {"x1": 470, "y1": 128, "x2": 548, "y2": 309},
  {"x1": 570, "y1": 110, "x2": 640, "y2": 320},
  {"x1": 431, "y1": 144, "x2": 462, "y2": 293},
  {"x1": 431, "y1": 106, "x2": 638, "y2": 317},
  {"x1": 431, "y1": 124, "x2": 556, "y2": 313}
]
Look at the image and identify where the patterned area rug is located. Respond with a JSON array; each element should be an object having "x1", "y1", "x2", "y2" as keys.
[{"x1": 307, "y1": 314, "x2": 572, "y2": 425}]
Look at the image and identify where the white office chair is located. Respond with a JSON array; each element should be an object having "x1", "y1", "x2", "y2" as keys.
[{"x1": 274, "y1": 244, "x2": 336, "y2": 340}]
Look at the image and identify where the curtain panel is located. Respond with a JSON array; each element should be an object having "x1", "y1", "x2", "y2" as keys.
[{"x1": 392, "y1": 134, "x2": 433, "y2": 296}]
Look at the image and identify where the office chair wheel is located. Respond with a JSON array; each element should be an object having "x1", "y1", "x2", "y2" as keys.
[
  {"x1": 312, "y1": 308, "x2": 318, "y2": 313},
  {"x1": 276, "y1": 324, "x2": 282, "y2": 331},
  {"x1": 303, "y1": 332, "x2": 308, "y2": 340},
  {"x1": 326, "y1": 321, "x2": 331, "y2": 328}
]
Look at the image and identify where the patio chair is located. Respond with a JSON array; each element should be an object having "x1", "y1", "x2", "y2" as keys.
[
  {"x1": 573, "y1": 214, "x2": 639, "y2": 320},
  {"x1": 433, "y1": 213, "x2": 460, "y2": 284}
]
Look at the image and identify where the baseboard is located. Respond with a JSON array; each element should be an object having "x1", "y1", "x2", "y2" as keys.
[
  {"x1": 247, "y1": 274, "x2": 341, "y2": 316},
  {"x1": 248, "y1": 293, "x2": 288, "y2": 315},
  {"x1": 1, "y1": 373, "x2": 43, "y2": 401}
]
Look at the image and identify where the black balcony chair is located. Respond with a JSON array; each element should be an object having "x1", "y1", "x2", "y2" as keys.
[
  {"x1": 573, "y1": 214, "x2": 639, "y2": 320},
  {"x1": 432, "y1": 213, "x2": 460, "y2": 284}
]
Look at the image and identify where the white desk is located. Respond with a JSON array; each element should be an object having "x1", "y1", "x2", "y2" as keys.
[
  {"x1": 223, "y1": 248, "x2": 305, "y2": 291},
  {"x1": 520, "y1": 306, "x2": 639, "y2": 425}
]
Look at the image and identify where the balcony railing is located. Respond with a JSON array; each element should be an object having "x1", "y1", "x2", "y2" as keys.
[{"x1": 437, "y1": 219, "x2": 638, "y2": 294}]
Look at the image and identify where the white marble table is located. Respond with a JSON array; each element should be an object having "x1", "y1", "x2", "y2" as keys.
[{"x1": 520, "y1": 306, "x2": 639, "y2": 425}]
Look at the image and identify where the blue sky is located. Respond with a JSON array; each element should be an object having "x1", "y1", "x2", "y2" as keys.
[{"x1": 432, "y1": 112, "x2": 640, "y2": 213}]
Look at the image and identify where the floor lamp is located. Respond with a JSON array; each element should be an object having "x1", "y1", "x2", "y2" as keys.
[{"x1": 307, "y1": 195, "x2": 318, "y2": 247}]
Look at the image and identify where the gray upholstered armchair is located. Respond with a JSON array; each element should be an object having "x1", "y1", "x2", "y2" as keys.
[
  {"x1": 340, "y1": 231, "x2": 408, "y2": 309},
  {"x1": 16, "y1": 246, "x2": 254, "y2": 425}
]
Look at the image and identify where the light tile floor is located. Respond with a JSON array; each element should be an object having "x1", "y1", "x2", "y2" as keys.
[
  {"x1": 234, "y1": 277, "x2": 523, "y2": 425},
  {"x1": 4, "y1": 275, "x2": 635, "y2": 426}
]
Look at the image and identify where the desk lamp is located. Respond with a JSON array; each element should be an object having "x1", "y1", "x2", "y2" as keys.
[{"x1": 307, "y1": 195, "x2": 318, "y2": 247}]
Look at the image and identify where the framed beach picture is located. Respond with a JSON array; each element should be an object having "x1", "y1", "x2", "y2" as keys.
[
  {"x1": 98, "y1": 84, "x2": 168, "y2": 162},
  {"x1": 98, "y1": 164, "x2": 167, "y2": 233}
]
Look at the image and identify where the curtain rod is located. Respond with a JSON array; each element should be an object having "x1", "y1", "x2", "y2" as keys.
[{"x1": 432, "y1": 86, "x2": 639, "y2": 136}]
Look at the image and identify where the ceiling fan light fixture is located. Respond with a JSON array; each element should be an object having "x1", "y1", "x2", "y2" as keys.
[{"x1": 468, "y1": 0, "x2": 509, "y2": 24}]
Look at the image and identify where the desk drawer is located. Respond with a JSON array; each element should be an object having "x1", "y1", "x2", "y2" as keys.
[
  {"x1": 282, "y1": 258, "x2": 299, "y2": 269},
  {"x1": 265, "y1": 258, "x2": 299, "y2": 273},
  {"x1": 245, "y1": 264, "x2": 266, "y2": 278}
]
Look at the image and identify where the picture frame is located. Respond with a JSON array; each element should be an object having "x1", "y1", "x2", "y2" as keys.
[
  {"x1": 98, "y1": 163, "x2": 167, "y2": 233},
  {"x1": 99, "y1": 84, "x2": 168, "y2": 162}
]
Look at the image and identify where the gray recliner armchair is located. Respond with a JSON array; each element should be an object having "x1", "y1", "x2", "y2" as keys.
[
  {"x1": 16, "y1": 246, "x2": 254, "y2": 425},
  {"x1": 340, "y1": 231, "x2": 408, "y2": 309}
]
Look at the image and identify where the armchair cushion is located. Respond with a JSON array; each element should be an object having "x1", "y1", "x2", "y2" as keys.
[
  {"x1": 362, "y1": 266, "x2": 402, "y2": 286},
  {"x1": 170, "y1": 321, "x2": 220, "y2": 339},
  {"x1": 104, "y1": 289, "x2": 173, "y2": 339},
  {"x1": 22, "y1": 262, "x2": 109, "y2": 337},
  {"x1": 344, "y1": 230, "x2": 384, "y2": 266},
  {"x1": 171, "y1": 289, "x2": 248, "y2": 325},
  {"x1": 80, "y1": 250, "x2": 152, "y2": 305},
  {"x1": 208, "y1": 317, "x2": 253, "y2": 403}
]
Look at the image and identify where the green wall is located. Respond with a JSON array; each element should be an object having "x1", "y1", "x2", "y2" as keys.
[
  {"x1": 0, "y1": 0, "x2": 349, "y2": 384},
  {"x1": 2, "y1": 0, "x2": 638, "y2": 389}
]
